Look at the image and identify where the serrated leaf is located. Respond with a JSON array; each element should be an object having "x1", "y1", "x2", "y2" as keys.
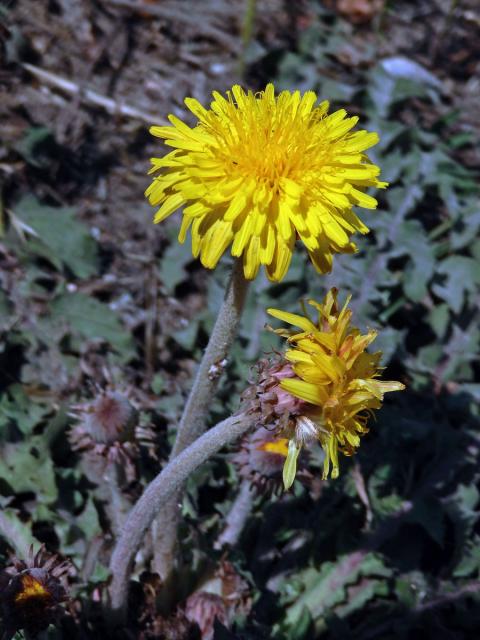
[
  {"x1": 432, "y1": 256, "x2": 480, "y2": 313},
  {"x1": 284, "y1": 552, "x2": 391, "y2": 629}
]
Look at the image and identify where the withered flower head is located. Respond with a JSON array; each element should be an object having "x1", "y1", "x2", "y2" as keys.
[
  {"x1": 0, "y1": 547, "x2": 70, "y2": 640},
  {"x1": 233, "y1": 426, "x2": 290, "y2": 493},
  {"x1": 185, "y1": 562, "x2": 250, "y2": 640},
  {"x1": 185, "y1": 592, "x2": 227, "y2": 640},
  {"x1": 69, "y1": 389, "x2": 141, "y2": 485},
  {"x1": 79, "y1": 390, "x2": 138, "y2": 445}
]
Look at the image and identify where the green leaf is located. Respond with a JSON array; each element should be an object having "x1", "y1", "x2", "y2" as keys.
[
  {"x1": 429, "y1": 304, "x2": 450, "y2": 339},
  {"x1": 283, "y1": 552, "x2": 391, "y2": 632},
  {"x1": 0, "y1": 438, "x2": 57, "y2": 503},
  {"x1": 151, "y1": 374, "x2": 165, "y2": 394},
  {"x1": 0, "y1": 384, "x2": 52, "y2": 437},
  {"x1": 50, "y1": 292, "x2": 135, "y2": 361},
  {"x1": 433, "y1": 256, "x2": 480, "y2": 313},
  {"x1": 13, "y1": 127, "x2": 52, "y2": 168},
  {"x1": 13, "y1": 195, "x2": 99, "y2": 278},
  {"x1": 453, "y1": 536, "x2": 480, "y2": 578},
  {"x1": 158, "y1": 241, "x2": 192, "y2": 292},
  {"x1": 0, "y1": 508, "x2": 37, "y2": 557},
  {"x1": 73, "y1": 496, "x2": 102, "y2": 541}
]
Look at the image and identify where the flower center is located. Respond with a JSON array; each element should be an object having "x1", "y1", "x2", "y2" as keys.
[
  {"x1": 206, "y1": 107, "x2": 326, "y2": 194},
  {"x1": 15, "y1": 575, "x2": 51, "y2": 604}
]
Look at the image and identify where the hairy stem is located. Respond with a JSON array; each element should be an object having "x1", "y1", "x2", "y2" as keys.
[
  {"x1": 215, "y1": 480, "x2": 254, "y2": 549},
  {"x1": 108, "y1": 412, "x2": 253, "y2": 621},
  {"x1": 152, "y1": 259, "x2": 249, "y2": 577},
  {"x1": 105, "y1": 462, "x2": 132, "y2": 536},
  {"x1": 174, "y1": 260, "x2": 249, "y2": 456}
]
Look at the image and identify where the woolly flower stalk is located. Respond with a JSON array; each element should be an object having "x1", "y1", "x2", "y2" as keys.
[
  {"x1": 267, "y1": 289, "x2": 405, "y2": 484},
  {"x1": 146, "y1": 84, "x2": 386, "y2": 281}
]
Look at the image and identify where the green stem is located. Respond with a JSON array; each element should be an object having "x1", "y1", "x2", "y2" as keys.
[
  {"x1": 174, "y1": 259, "x2": 249, "y2": 456},
  {"x1": 152, "y1": 259, "x2": 249, "y2": 578},
  {"x1": 108, "y1": 412, "x2": 254, "y2": 622}
]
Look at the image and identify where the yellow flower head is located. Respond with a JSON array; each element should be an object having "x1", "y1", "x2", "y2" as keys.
[
  {"x1": 268, "y1": 289, "x2": 404, "y2": 482},
  {"x1": 146, "y1": 84, "x2": 386, "y2": 281}
]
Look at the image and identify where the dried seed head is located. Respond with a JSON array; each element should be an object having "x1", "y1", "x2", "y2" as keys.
[
  {"x1": 82, "y1": 391, "x2": 138, "y2": 445},
  {"x1": 69, "y1": 390, "x2": 141, "y2": 486},
  {"x1": 0, "y1": 547, "x2": 70, "y2": 639}
]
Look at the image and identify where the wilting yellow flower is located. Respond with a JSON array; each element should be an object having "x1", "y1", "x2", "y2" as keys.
[
  {"x1": 146, "y1": 84, "x2": 386, "y2": 281},
  {"x1": 268, "y1": 289, "x2": 404, "y2": 482}
]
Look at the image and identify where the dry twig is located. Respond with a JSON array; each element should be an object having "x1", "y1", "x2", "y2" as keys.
[{"x1": 22, "y1": 63, "x2": 167, "y2": 125}]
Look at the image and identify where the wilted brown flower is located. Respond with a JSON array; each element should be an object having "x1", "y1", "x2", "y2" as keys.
[
  {"x1": 72, "y1": 389, "x2": 138, "y2": 445},
  {"x1": 233, "y1": 427, "x2": 290, "y2": 493},
  {"x1": 184, "y1": 562, "x2": 251, "y2": 640},
  {"x1": 185, "y1": 592, "x2": 227, "y2": 640},
  {"x1": 0, "y1": 547, "x2": 70, "y2": 640},
  {"x1": 69, "y1": 389, "x2": 141, "y2": 485}
]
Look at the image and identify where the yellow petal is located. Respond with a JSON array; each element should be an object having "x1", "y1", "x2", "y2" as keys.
[
  {"x1": 200, "y1": 221, "x2": 234, "y2": 269},
  {"x1": 184, "y1": 97, "x2": 210, "y2": 122},
  {"x1": 267, "y1": 309, "x2": 318, "y2": 333},
  {"x1": 280, "y1": 378, "x2": 327, "y2": 405},
  {"x1": 224, "y1": 192, "x2": 247, "y2": 221},
  {"x1": 153, "y1": 193, "x2": 185, "y2": 223},
  {"x1": 266, "y1": 235, "x2": 293, "y2": 282},
  {"x1": 231, "y1": 214, "x2": 254, "y2": 257},
  {"x1": 244, "y1": 235, "x2": 261, "y2": 279}
]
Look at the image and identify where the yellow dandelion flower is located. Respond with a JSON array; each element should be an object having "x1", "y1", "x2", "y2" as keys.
[
  {"x1": 146, "y1": 84, "x2": 386, "y2": 281},
  {"x1": 267, "y1": 288, "x2": 405, "y2": 481}
]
